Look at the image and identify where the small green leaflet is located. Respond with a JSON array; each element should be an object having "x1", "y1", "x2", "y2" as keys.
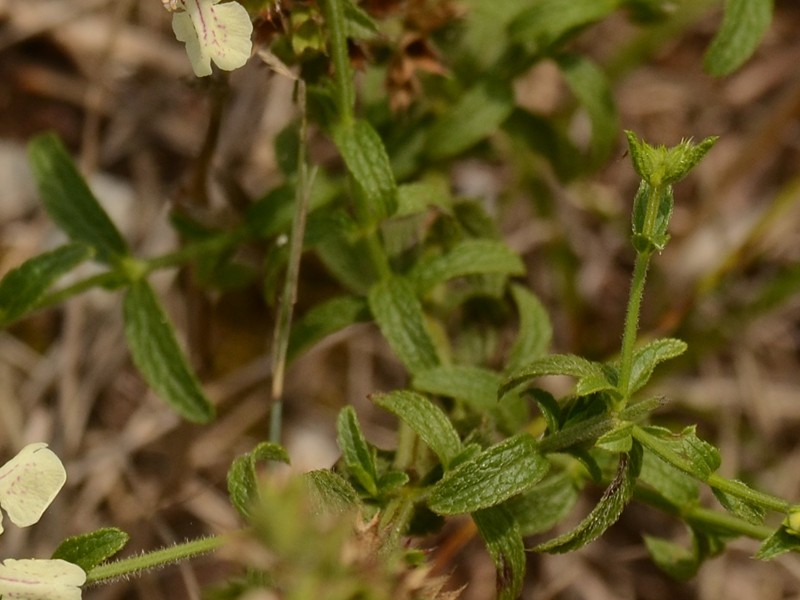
[
  {"x1": 0, "y1": 243, "x2": 93, "y2": 328},
  {"x1": 507, "y1": 284, "x2": 552, "y2": 372},
  {"x1": 506, "y1": 473, "x2": 580, "y2": 537},
  {"x1": 336, "y1": 406, "x2": 379, "y2": 496},
  {"x1": 472, "y1": 506, "x2": 526, "y2": 600},
  {"x1": 428, "y1": 433, "x2": 549, "y2": 515},
  {"x1": 227, "y1": 442, "x2": 290, "y2": 519},
  {"x1": 704, "y1": 0, "x2": 773, "y2": 76},
  {"x1": 28, "y1": 133, "x2": 129, "y2": 264},
  {"x1": 627, "y1": 337, "x2": 687, "y2": 394},
  {"x1": 368, "y1": 276, "x2": 440, "y2": 375},
  {"x1": 508, "y1": 0, "x2": 619, "y2": 50},
  {"x1": 500, "y1": 354, "x2": 616, "y2": 399},
  {"x1": 372, "y1": 390, "x2": 461, "y2": 469},
  {"x1": 122, "y1": 281, "x2": 215, "y2": 423},
  {"x1": 305, "y1": 470, "x2": 360, "y2": 514},
  {"x1": 756, "y1": 526, "x2": 800, "y2": 560},
  {"x1": 535, "y1": 442, "x2": 642, "y2": 553},
  {"x1": 52, "y1": 528, "x2": 129, "y2": 572},
  {"x1": 287, "y1": 295, "x2": 370, "y2": 364}
]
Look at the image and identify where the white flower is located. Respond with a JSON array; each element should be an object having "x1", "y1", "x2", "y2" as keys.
[
  {"x1": 169, "y1": 0, "x2": 253, "y2": 77},
  {"x1": 0, "y1": 558, "x2": 85, "y2": 600},
  {"x1": 0, "y1": 443, "x2": 66, "y2": 534},
  {"x1": 0, "y1": 444, "x2": 86, "y2": 599}
]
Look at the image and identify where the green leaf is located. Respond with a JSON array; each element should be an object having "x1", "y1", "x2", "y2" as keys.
[
  {"x1": 472, "y1": 506, "x2": 526, "y2": 600},
  {"x1": 122, "y1": 281, "x2": 215, "y2": 423},
  {"x1": 372, "y1": 391, "x2": 461, "y2": 469},
  {"x1": 631, "y1": 180, "x2": 673, "y2": 253},
  {"x1": 557, "y1": 54, "x2": 619, "y2": 166},
  {"x1": 500, "y1": 354, "x2": 615, "y2": 399},
  {"x1": 342, "y1": 0, "x2": 379, "y2": 39},
  {"x1": 644, "y1": 535, "x2": 701, "y2": 581},
  {"x1": 377, "y1": 470, "x2": 410, "y2": 494},
  {"x1": 395, "y1": 177, "x2": 452, "y2": 217},
  {"x1": 227, "y1": 442, "x2": 290, "y2": 519},
  {"x1": 535, "y1": 442, "x2": 642, "y2": 553},
  {"x1": 52, "y1": 528, "x2": 129, "y2": 571},
  {"x1": 426, "y1": 79, "x2": 514, "y2": 160},
  {"x1": 287, "y1": 295, "x2": 370, "y2": 363},
  {"x1": 305, "y1": 469, "x2": 360, "y2": 513},
  {"x1": 428, "y1": 433, "x2": 549, "y2": 515},
  {"x1": 636, "y1": 425, "x2": 720, "y2": 480},
  {"x1": 525, "y1": 388, "x2": 561, "y2": 434},
  {"x1": 628, "y1": 337, "x2": 687, "y2": 393},
  {"x1": 408, "y1": 239, "x2": 525, "y2": 294},
  {"x1": 712, "y1": 484, "x2": 766, "y2": 525},
  {"x1": 639, "y1": 446, "x2": 699, "y2": 508},
  {"x1": 0, "y1": 243, "x2": 93, "y2": 328},
  {"x1": 27, "y1": 133, "x2": 129, "y2": 264},
  {"x1": 507, "y1": 284, "x2": 552, "y2": 372},
  {"x1": 332, "y1": 119, "x2": 397, "y2": 222},
  {"x1": 506, "y1": 473, "x2": 581, "y2": 536},
  {"x1": 756, "y1": 526, "x2": 800, "y2": 560},
  {"x1": 336, "y1": 406, "x2": 379, "y2": 496},
  {"x1": 368, "y1": 276, "x2": 440, "y2": 374},
  {"x1": 508, "y1": 0, "x2": 620, "y2": 50},
  {"x1": 316, "y1": 233, "x2": 380, "y2": 294},
  {"x1": 596, "y1": 422, "x2": 634, "y2": 453},
  {"x1": 412, "y1": 365, "x2": 527, "y2": 434},
  {"x1": 704, "y1": 0, "x2": 773, "y2": 76}
]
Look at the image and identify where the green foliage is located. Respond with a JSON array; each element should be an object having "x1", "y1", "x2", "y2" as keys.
[
  {"x1": 704, "y1": 0, "x2": 774, "y2": 76},
  {"x1": 52, "y1": 528, "x2": 129, "y2": 571},
  {"x1": 227, "y1": 443, "x2": 290, "y2": 519},
  {"x1": 123, "y1": 281, "x2": 215, "y2": 423},
  {"x1": 0, "y1": 243, "x2": 92, "y2": 328},
  {"x1": 27, "y1": 133, "x2": 129, "y2": 264},
  {"x1": 11, "y1": 0, "x2": 794, "y2": 595}
]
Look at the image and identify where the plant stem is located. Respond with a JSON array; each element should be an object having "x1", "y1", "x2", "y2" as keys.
[
  {"x1": 321, "y1": 0, "x2": 354, "y2": 124},
  {"x1": 618, "y1": 250, "x2": 651, "y2": 402},
  {"x1": 632, "y1": 426, "x2": 790, "y2": 514},
  {"x1": 633, "y1": 486, "x2": 773, "y2": 541},
  {"x1": 85, "y1": 535, "x2": 226, "y2": 585},
  {"x1": 270, "y1": 80, "x2": 312, "y2": 445}
]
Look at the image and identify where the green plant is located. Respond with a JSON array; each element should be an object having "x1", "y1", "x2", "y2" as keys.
[{"x1": 1, "y1": 0, "x2": 795, "y2": 598}]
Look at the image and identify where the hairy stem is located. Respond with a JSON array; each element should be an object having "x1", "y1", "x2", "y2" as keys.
[
  {"x1": 618, "y1": 250, "x2": 651, "y2": 402},
  {"x1": 321, "y1": 0, "x2": 354, "y2": 124}
]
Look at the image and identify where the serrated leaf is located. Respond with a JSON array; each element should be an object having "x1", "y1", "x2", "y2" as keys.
[
  {"x1": 408, "y1": 239, "x2": 525, "y2": 294},
  {"x1": 336, "y1": 406, "x2": 379, "y2": 496},
  {"x1": 0, "y1": 243, "x2": 93, "y2": 328},
  {"x1": 756, "y1": 526, "x2": 800, "y2": 560},
  {"x1": 535, "y1": 442, "x2": 642, "y2": 553},
  {"x1": 634, "y1": 425, "x2": 720, "y2": 481},
  {"x1": 525, "y1": 388, "x2": 561, "y2": 434},
  {"x1": 122, "y1": 281, "x2": 214, "y2": 423},
  {"x1": 596, "y1": 423, "x2": 634, "y2": 453},
  {"x1": 372, "y1": 391, "x2": 461, "y2": 468},
  {"x1": 227, "y1": 442, "x2": 290, "y2": 519},
  {"x1": 428, "y1": 433, "x2": 549, "y2": 515},
  {"x1": 704, "y1": 0, "x2": 773, "y2": 76},
  {"x1": 508, "y1": 0, "x2": 620, "y2": 50},
  {"x1": 305, "y1": 469, "x2": 360, "y2": 513},
  {"x1": 332, "y1": 119, "x2": 397, "y2": 222},
  {"x1": 506, "y1": 473, "x2": 580, "y2": 536},
  {"x1": 426, "y1": 79, "x2": 514, "y2": 160},
  {"x1": 27, "y1": 133, "x2": 129, "y2": 264},
  {"x1": 507, "y1": 284, "x2": 552, "y2": 372},
  {"x1": 377, "y1": 470, "x2": 409, "y2": 494},
  {"x1": 123, "y1": 280, "x2": 215, "y2": 423},
  {"x1": 395, "y1": 178, "x2": 452, "y2": 217},
  {"x1": 557, "y1": 54, "x2": 619, "y2": 166},
  {"x1": 368, "y1": 276, "x2": 440, "y2": 375},
  {"x1": 628, "y1": 337, "x2": 687, "y2": 394},
  {"x1": 287, "y1": 295, "x2": 370, "y2": 363},
  {"x1": 712, "y1": 484, "x2": 766, "y2": 525},
  {"x1": 52, "y1": 528, "x2": 129, "y2": 571},
  {"x1": 500, "y1": 354, "x2": 614, "y2": 399},
  {"x1": 639, "y1": 446, "x2": 699, "y2": 508},
  {"x1": 472, "y1": 506, "x2": 525, "y2": 600}
]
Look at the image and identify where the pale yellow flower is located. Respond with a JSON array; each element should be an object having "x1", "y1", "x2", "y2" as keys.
[
  {"x1": 0, "y1": 444, "x2": 86, "y2": 599},
  {"x1": 169, "y1": 0, "x2": 253, "y2": 77}
]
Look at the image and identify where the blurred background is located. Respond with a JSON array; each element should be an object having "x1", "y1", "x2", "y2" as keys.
[{"x1": 1, "y1": 0, "x2": 800, "y2": 598}]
